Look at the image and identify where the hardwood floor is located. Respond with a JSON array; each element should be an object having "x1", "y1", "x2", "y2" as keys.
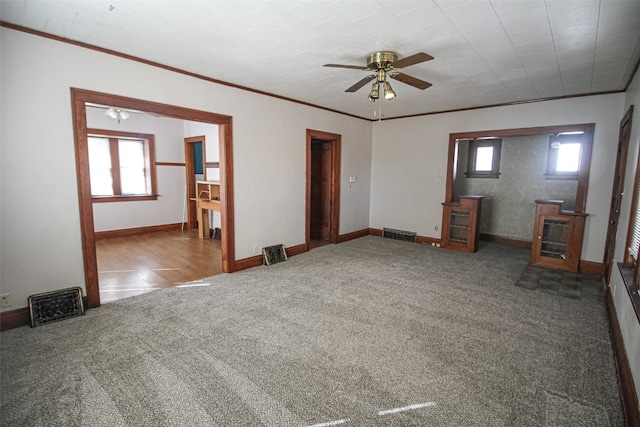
[{"x1": 96, "y1": 229, "x2": 222, "y2": 304}]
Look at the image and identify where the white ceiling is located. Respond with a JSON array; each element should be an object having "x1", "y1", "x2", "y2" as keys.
[{"x1": 2, "y1": 0, "x2": 640, "y2": 120}]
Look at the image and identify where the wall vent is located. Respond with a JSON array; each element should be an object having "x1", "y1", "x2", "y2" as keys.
[
  {"x1": 262, "y1": 244, "x2": 288, "y2": 266},
  {"x1": 383, "y1": 228, "x2": 417, "y2": 243},
  {"x1": 28, "y1": 287, "x2": 85, "y2": 328}
]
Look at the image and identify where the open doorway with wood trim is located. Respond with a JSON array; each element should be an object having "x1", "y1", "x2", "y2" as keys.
[
  {"x1": 306, "y1": 129, "x2": 341, "y2": 250},
  {"x1": 71, "y1": 88, "x2": 235, "y2": 308}
]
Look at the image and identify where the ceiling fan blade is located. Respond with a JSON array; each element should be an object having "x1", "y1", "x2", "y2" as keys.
[
  {"x1": 345, "y1": 75, "x2": 376, "y2": 92},
  {"x1": 389, "y1": 72, "x2": 432, "y2": 90},
  {"x1": 324, "y1": 63, "x2": 370, "y2": 71},
  {"x1": 390, "y1": 52, "x2": 434, "y2": 69}
]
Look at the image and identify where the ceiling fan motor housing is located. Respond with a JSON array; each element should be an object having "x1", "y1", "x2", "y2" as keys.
[{"x1": 367, "y1": 51, "x2": 398, "y2": 70}]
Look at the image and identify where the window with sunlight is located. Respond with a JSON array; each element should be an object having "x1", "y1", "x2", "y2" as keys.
[
  {"x1": 87, "y1": 130, "x2": 157, "y2": 202},
  {"x1": 546, "y1": 133, "x2": 583, "y2": 179},
  {"x1": 466, "y1": 138, "x2": 502, "y2": 178}
]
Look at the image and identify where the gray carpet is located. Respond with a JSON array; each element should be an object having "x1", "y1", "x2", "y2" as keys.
[{"x1": 0, "y1": 236, "x2": 624, "y2": 426}]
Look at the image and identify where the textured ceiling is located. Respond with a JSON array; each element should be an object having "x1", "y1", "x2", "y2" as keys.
[{"x1": 2, "y1": 0, "x2": 640, "y2": 119}]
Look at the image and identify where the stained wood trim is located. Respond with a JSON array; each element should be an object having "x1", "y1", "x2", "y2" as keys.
[
  {"x1": 205, "y1": 162, "x2": 220, "y2": 168},
  {"x1": 0, "y1": 22, "x2": 365, "y2": 122},
  {"x1": 71, "y1": 88, "x2": 235, "y2": 308},
  {"x1": 235, "y1": 243, "x2": 308, "y2": 272},
  {"x1": 416, "y1": 236, "x2": 440, "y2": 245},
  {"x1": 338, "y1": 229, "x2": 370, "y2": 243},
  {"x1": 306, "y1": 130, "x2": 341, "y2": 246},
  {"x1": 235, "y1": 254, "x2": 263, "y2": 271},
  {"x1": 479, "y1": 233, "x2": 532, "y2": 248},
  {"x1": 605, "y1": 285, "x2": 640, "y2": 427},
  {"x1": 368, "y1": 228, "x2": 383, "y2": 237},
  {"x1": 95, "y1": 223, "x2": 183, "y2": 240},
  {"x1": 0, "y1": 307, "x2": 30, "y2": 331},
  {"x1": 1, "y1": 296, "x2": 89, "y2": 331},
  {"x1": 156, "y1": 162, "x2": 185, "y2": 167},
  {"x1": 579, "y1": 260, "x2": 604, "y2": 275},
  {"x1": 445, "y1": 124, "x2": 594, "y2": 215}
]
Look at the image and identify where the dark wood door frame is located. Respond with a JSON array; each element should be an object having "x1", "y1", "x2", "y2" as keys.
[
  {"x1": 184, "y1": 136, "x2": 206, "y2": 230},
  {"x1": 603, "y1": 106, "x2": 634, "y2": 283},
  {"x1": 306, "y1": 129, "x2": 341, "y2": 248},
  {"x1": 445, "y1": 123, "x2": 595, "y2": 214},
  {"x1": 71, "y1": 88, "x2": 235, "y2": 308}
]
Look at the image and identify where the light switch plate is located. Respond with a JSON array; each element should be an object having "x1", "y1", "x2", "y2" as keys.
[{"x1": 349, "y1": 176, "x2": 357, "y2": 183}]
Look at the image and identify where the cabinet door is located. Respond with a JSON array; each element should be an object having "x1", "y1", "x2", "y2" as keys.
[
  {"x1": 448, "y1": 208, "x2": 471, "y2": 249},
  {"x1": 534, "y1": 216, "x2": 571, "y2": 269}
]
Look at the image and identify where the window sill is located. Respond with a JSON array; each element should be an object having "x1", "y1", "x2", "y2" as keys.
[
  {"x1": 465, "y1": 172, "x2": 500, "y2": 179},
  {"x1": 544, "y1": 173, "x2": 579, "y2": 180},
  {"x1": 92, "y1": 195, "x2": 158, "y2": 203},
  {"x1": 616, "y1": 263, "x2": 640, "y2": 324}
]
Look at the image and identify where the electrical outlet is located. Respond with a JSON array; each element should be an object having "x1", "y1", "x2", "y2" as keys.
[
  {"x1": 0, "y1": 293, "x2": 11, "y2": 307},
  {"x1": 253, "y1": 245, "x2": 259, "y2": 254}
]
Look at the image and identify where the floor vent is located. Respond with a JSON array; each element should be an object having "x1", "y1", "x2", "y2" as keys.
[
  {"x1": 263, "y1": 244, "x2": 288, "y2": 266},
  {"x1": 28, "y1": 287, "x2": 85, "y2": 328},
  {"x1": 383, "y1": 228, "x2": 417, "y2": 243}
]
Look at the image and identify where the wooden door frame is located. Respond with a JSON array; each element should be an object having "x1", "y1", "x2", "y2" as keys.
[
  {"x1": 603, "y1": 106, "x2": 634, "y2": 283},
  {"x1": 184, "y1": 136, "x2": 206, "y2": 230},
  {"x1": 444, "y1": 123, "x2": 595, "y2": 214},
  {"x1": 71, "y1": 88, "x2": 235, "y2": 308},
  {"x1": 306, "y1": 129, "x2": 341, "y2": 248}
]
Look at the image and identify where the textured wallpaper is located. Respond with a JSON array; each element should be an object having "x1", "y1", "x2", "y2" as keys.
[{"x1": 455, "y1": 135, "x2": 578, "y2": 241}]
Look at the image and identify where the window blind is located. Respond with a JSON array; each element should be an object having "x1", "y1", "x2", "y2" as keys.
[{"x1": 629, "y1": 178, "x2": 640, "y2": 260}]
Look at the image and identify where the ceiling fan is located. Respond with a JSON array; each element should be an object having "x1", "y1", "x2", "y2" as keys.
[{"x1": 324, "y1": 51, "x2": 433, "y2": 101}]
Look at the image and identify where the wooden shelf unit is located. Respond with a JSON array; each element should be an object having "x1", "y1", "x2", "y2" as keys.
[
  {"x1": 441, "y1": 195, "x2": 484, "y2": 253},
  {"x1": 191, "y1": 181, "x2": 221, "y2": 239},
  {"x1": 531, "y1": 200, "x2": 587, "y2": 271}
]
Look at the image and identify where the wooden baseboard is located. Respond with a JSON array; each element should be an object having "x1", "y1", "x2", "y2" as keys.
[
  {"x1": 1, "y1": 296, "x2": 89, "y2": 332},
  {"x1": 605, "y1": 286, "x2": 640, "y2": 426},
  {"x1": 235, "y1": 243, "x2": 309, "y2": 272},
  {"x1": 95, "y1": 223, "x2": 184, "y2": 240},
  {"x1": 579, "y1": 260, "x2": 604, "y2": 275},
  {"x1": 338, "y1": 229, "x2": 370, "y2": 243},
  {"x1": 416, "y1": 236, "x2": 441, "y2": 245},
  {"x1": 480, "y1": 233, "x2": 532, "y2": 248},
  {"x1": 368, "y1": 228, "x2": 441, "y2": 245},
  {"x1": 368, "y1": 228, "x2": 383, "y2": 237},
  {"x1": 0, "y1": 307, "x2": 30, "y2": 331}
]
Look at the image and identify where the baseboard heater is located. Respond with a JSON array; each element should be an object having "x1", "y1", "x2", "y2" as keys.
[
  {"x1": 28, "y1": 287, "x2": 85, "y2": 328},
  {"x1": 382, "y1": 227, "x2": 417, "y2": 243}
]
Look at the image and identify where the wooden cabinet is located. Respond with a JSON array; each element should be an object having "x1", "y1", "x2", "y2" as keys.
[
  {"x1": 441, "y1": 195, "x2": 484, "y2": 252},
  {"x1": 192, "y1": 181, "x2": 221, "y2": 239},
  {"x1": 531, "y1": 200, "x2": 587, "y2": 271}
]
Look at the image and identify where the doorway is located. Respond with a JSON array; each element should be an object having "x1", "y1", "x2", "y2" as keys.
[
  {"x1": 71, "y1": 88, "x2": 235, "y2": 308},
  {"x1": 306, "y1": 129, "x2": 341, "y2": 249},
  {"x1": 185, "y1": 136, "x2": 206, "y2": 230},
  {"x1": 603, "y1": 106, "x2": 634, "y2": 283}
]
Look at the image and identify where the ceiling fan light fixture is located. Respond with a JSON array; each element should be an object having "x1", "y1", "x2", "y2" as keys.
[
  {"x1": 105, "y1": 108, "x2": 129, "y2": 123},
  {"x1": 384, "y1": 81, "x2": 396, "y2": 100},
  {"x1": 369, "y1": 82, "x2": 380, "y2": 102}
]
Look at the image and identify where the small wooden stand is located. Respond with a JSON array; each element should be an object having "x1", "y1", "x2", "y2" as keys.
[
  {"x1": 531, "y1": 200, "x2": 587, "y2": 271},
  {"x1": 190, "y1": 181, "x2": 221, "y2": 239},
  {"x1": 441, "y1": 195, "x2": 484, "y2": 253}
]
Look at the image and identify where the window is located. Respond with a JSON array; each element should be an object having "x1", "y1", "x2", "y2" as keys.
[
  {"x1": 466, "y1": 138, "x2": 502, "y2": 178},
  {"x1": 545, "y1": 132, "x2": 583, "y2": 179},
  {"x1": 87, "y1": 129, "x2": 157, "y2": 202}
]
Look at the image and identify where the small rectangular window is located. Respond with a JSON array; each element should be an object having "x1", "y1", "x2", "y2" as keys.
[
  {"x1": 545, "y1": 133, "x2": 583, "y2": 180},
  {"x1": 466, "y1": 138, "x2": 502, "y2": 178},
  {"x1": 87, "y1": 129, "x2": 157, "y2": 202}
]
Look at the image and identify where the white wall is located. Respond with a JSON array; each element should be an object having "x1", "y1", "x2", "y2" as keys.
[
  {"x1": 0, "y1": 27, "x2": 372, "y2": 311},
  {"x1": 609, "y1": 65, "x2": 640, "y2": 401},
  {"x1": 370, "y1": 93, "x2": 624, "y2": 263}
]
